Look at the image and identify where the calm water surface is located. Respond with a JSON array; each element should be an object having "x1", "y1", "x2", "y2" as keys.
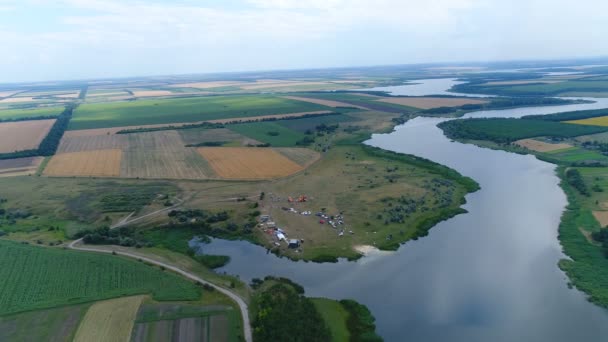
[{"x1": 197, "y1": 80, "x2": 608, "y2": 341}]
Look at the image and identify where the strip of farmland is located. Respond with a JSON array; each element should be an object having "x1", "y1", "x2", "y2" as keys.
[
  {"x1": 0, "y1": 120, "x2": 56, "y2": 153},
  {"x1": 197, "y1": 147, "x2": 303, "y2": 179},
  {"x1": 44, "y1": 149, "x2": 123, "y2": 177}
]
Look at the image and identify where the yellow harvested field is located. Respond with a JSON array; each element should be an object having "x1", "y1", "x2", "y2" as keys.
[
  {"x1": 73, "y1": 295, "x2": 144, "y2": 342},
  {"x1": 198, "y1": 147, "x2": 303, "y2": 179},
  {"x1": 0, "y1": 97, "x2": 36, "y2": 103},
  {"x1": 44, "y1": 149, "x2": 122, "y2": 177},
  {"x1": 282, "y1": 96, "x2": 368, "y2": 109},
  {"x1": 514, "y1": 139, "x2": 572, "y2": 152},
  {"x1": 566, "y1": 116, "x2": 608, "y2": 127},
  {"x1": 0, "y1": 119, "x2": 56, "y2": 153},
  {"x1": 377, "y1": 97, "x2": 488, "y2": 109},
  {"x1": 55, "y1": 92, "x2": 79, "y2": 98},
  {"x1": 131, "y1": 90, "x2": 173, "y2": 97},
  {"x1": 593, "y1": 211, "x2": 608, "y2": 227}
]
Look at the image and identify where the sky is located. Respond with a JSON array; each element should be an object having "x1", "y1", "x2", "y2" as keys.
[{"x1": 0, "y1": 0, "x2": 607, "y2": 83}]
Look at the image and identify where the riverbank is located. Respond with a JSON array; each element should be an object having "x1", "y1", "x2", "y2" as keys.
[{"x1": 437, "y1": 119, "x2": 608, "y2": 308}]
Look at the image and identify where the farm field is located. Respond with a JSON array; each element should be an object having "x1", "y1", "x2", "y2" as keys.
[
  {"x1": 132, "y1": 302, "x2": 238, "y2": 342},
  {"x1": 0, "y1": 303, "x2": 89, "y2": 342},
  {"x1": 566, "y1": 115, "x2": 608, "y2": 127},
  {"x1": 57, "y1": 134, "x2": 128, "y2": 153},
  {"x1": 282, "y1": 95, "x2": 368, "y2": 108},
  {"x1": 69, "y1": 95, "x2": 329, "y2": 130},
  {"x1": 514, "y1": 138, "x2": 573, "y2": 152},
  {"x1": 0, "y1": 156, "x2": 44, "y2": 177},
  {"x1": 121, "y1": 131, "x2": 215, "y2": 179},
  {"x1": 0, "y1": 119, "x2": 56, "y2": 153},
  {"x1": 179, "y1": 127, "x2": 261, "y2": 146},
  {"x1": 377, "y1": 96, "x2": 488, "y2": 109},
  {"x1": 0, "y1": 106, "x2": 63, "y2": 120},
  {"x1": 0, "y1": 240, "x2": 200, "y2": 316},
  {"x1": 131, "y1": 90, "x2": 174, "y2": 97},
  {"x1": 277, "y1": 113, "x2": 356, "y2": 133},
  {"x1": 44, "y1": 149, "x2": 123, "y2": 177},
  {"x1": 229, "y1": 121, "x2": 306, "y2": 146},
  {"x1": 73, "y1": 296, "x2": 144, "y2": 342},
  {"x1": 198, "y1": 147, "x2": 303, "y2": 179}
]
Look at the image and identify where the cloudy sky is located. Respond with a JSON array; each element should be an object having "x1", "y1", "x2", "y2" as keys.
[{"x1": 0, "y1": 0, "x2": 606, "y2": 82}]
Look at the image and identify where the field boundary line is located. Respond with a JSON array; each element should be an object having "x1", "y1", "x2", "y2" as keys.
[{"x1": 67, "y1": 238, "x2": 252, "y2": 342}]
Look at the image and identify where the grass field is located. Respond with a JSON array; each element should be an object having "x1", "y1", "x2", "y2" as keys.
[
  {"x1": 0, "y1": 303, "x2": 89, "y2": 342},
  {"x1": 311, "y1": 298, "x2": 350, "y2": 342},
  {"x1": 229, "y1": 121, "x2": 306, "y2": 146},
  {"x1": 566, "y1": 115, "x2": 608, "y2": 127},
  {"x1": 0, "y1": 119, "x2": 56, "y2": 153},
  {"x1": 0, "y1": 106, "x2": 64, "y2": 120},
  {"x1": 44, "y1": 149, "x2": 123, "y2": 177},
  {"x1": 69, "y1": 95, "x2": 329, "y2": 130},
  {"x1": 0, "y1": 240, "x2": 200, "y2": 316},
  {"x1": 198, "y1": 147, "x2": 303, "y2": 179},
  {"x1": 179, "y1": 128, "x2": 260, "y2": 146},
  {"x1": 73, "y1": 295, "x2": 144, "y2": 342},
  {"x1": 277, "y1": 114, "x2": 356, "y2": 133},
  {"x1": 275, "y1": 148, "x2": 320, "y2": 167}
]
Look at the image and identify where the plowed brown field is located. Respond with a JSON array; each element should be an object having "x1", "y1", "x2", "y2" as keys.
[
  {"x1": 44, "y1": 149, "x2": 122, "y2": 177},
  {"x1": 198, "y1": 147, "x2": 303, "y2": 179}
]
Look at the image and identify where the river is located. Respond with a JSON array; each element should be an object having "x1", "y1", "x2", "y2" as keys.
[{"x1": 196, "y1": 80, "x2": 608, "y2": 341}]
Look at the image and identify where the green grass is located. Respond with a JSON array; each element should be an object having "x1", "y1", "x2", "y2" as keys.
[
  {"x1": 557, "y1": 166, "x2": 608, "y2": 307},
  {"x1": 456, "y1": 79, "x2": 608, "y2": 96},
  {"x1": 439, "y1": 118, "x2": 608, "y2": 144},
  {"x1": 312, "y1": 298, "x2": 350, "y2": 342},
  {"x1": 278, "y1": 114, "x2": 357, "y2": 133},
  {"x1": 0, "y1": 106, "x2": 64, "y2": 120},
  {"x1": 69, "y1": 95, "x2": 329, "y2": 130},
  {"x1": 229, "y1": 121, "x2": 306, "y2": 146},
  {"x1": 0, "y1": 240, "x2": 201, "y2": 316},
  {"x1": 545, "y1": 148, "x2": 608, "y2": 162}
]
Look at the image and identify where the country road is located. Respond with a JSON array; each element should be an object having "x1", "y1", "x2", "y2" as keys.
[{"x1": 68, "y1": 238, "x2": 253, "y2": 342}]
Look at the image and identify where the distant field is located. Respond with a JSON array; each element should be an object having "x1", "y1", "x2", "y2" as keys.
[
  {"x1": 198, "y1": 147, "x2": 303, "y2": 179},
  {"x1": 282, "y1": 95, "x2": 367, "y2": 108},
  {"x1": 0, "y1": 240, "x2": 200, "y2": 316},
  {"x1": 179, "y1": 128, "x2": 261, "y2": 146},
  {"x1": 121, "y1": 131, "x2": 215, "y2": 179},
  {"x1": 377, "y1": 96, "x2": 488, "y2": 109},
  {"x1": 567, "y1": 116, "x2": 608, "y2": 127},
  {"x1": 131, "y1": 90, "x2": 173, "y2": 97},
  {"x1": 0, "y1": 106, "x2": 63, "y2": 120},
  {"x1": 514, "y1": 139, "x2": 572, "y2": 152},
  {"x1": 0, "y1": 119, "x2": 56, "y2": 153},
  {"x1": 44, "y1": 149, "x2": 123, "y2": 177},
  {"x1": 69, "y1": 95, "x2": 328, "y2": 130},
  {"x1": 277, "y1": 113, "x2": 356, "y2": 133},
  {"x1": 229, "y1": 121, "x2": 305, "y2": 146},
  {"x1": 73, "y1": 296, "x2": 144, "y2": 342}
]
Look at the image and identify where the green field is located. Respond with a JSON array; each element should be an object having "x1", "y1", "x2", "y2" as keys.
[
  {"x1": 0, "y1": 303, "x2": 89, "y2": 342},
  {"x1": 545, "y1": 147, "x2": 608, "y2": 162},
  {"x1": 229, "y1": 121, "x2": 306, "y2": 146},
  {"x1": 0, "y1": 106, "x2": 64, "y2": 120},
  {"x1": 455, "y1": 79, "x2": 608, "y2": 96},
  {"x1": 312, "y1": 298, "x2": 350, "y2": 342},
  {"x1": 0, "y1": 240, "x2": 201, "y2": 316},
  {"x1": 69, "y1": 95, "x2": 329, "y2": 130},
  {"x1": 278, "y1": 114, "x2": 356, "y2": 133},
  {"x1": 438, "y1": 118, "x2": 608, "y2": 144}
]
